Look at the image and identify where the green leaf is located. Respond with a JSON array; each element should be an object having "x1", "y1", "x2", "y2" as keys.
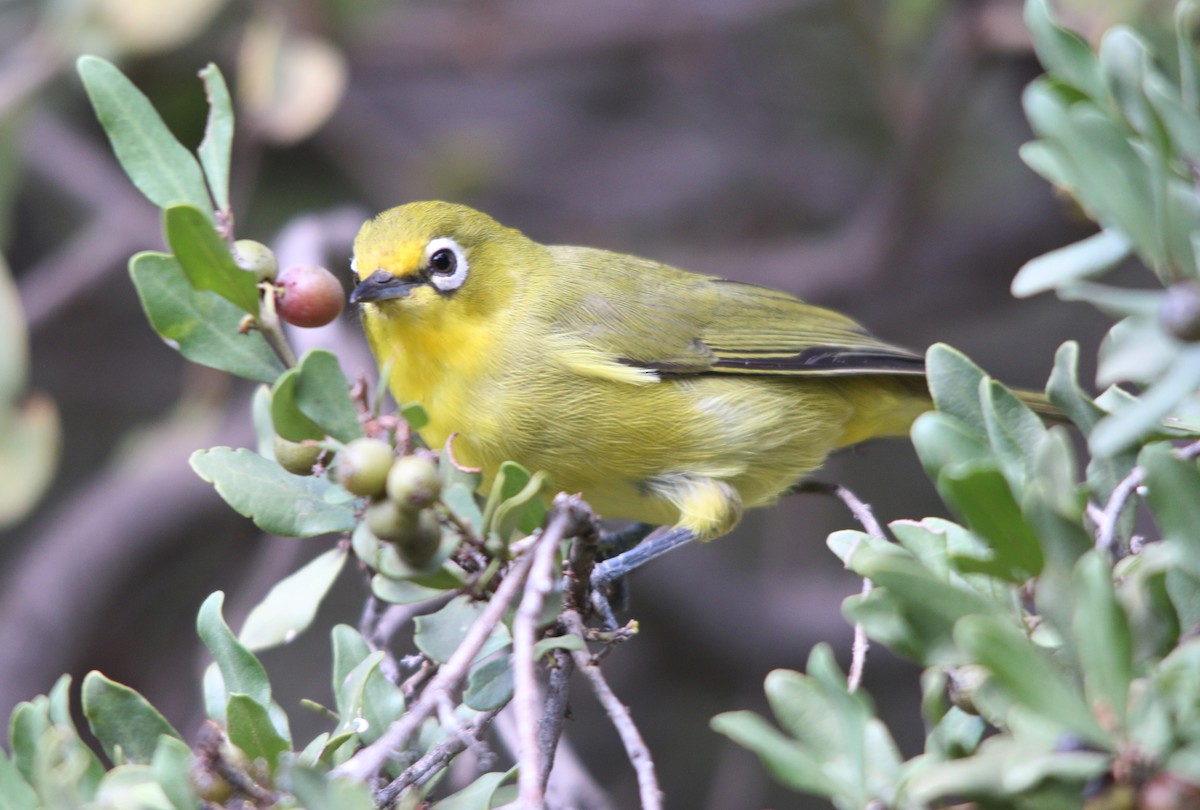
[
  {"x1": 981, "y1": 377, "x2": 1046, "y2": 488},
  {"x1": 252, "y1": 384, "x2": 275, "y2": 458},
  {"x1": 197, "y1": 64, "x2": 233, "y2": 213},
  {"x1": 1046, "y1": 342, "x2": 1128, "y2": 479},
  {"x1": 371, "y1": 573, "x2": 455, "y2": 604},
  {"x1": 331, "y1": 625, "x2": 372, "y2": 720},
  {"x1": 531, "y1": 634, "x2": 585, "y2": 660},
  {"x1": 483, "y1": 462, "x2": 548, "y2": 541},
  {"x1": 414, "y1": 595, "x2": 511, "y2": 665},
  {"x1": 196, "y1": 592, "x2": 271, "y2": 708},
  {"x1": 845, "y1": 547, "x2": 1001, "y2": 664},
  {"x1": 0, "y1": 254, "x2": 27, "y2": 402},
  {"x1": 190, "y1": 447, "x2": 356, "y2": 537},
  {"x1": 76, "y1": 56, "x2": 213, "y2": 219},
  {"x1": 442, "y1": 482, "x2": 484, "y2": 535},
  {"x1": 464, "y1": 654, "x2": 514, "y2": 711},
  {"x1": 1011, "y1": 229, "x2": 1131, "y2": 298},
  {"x1": 431, "y1": 770, "x2": 515, "y2": 810},
  {"x1": 151, "y1": 736, "x2": 198, "y2": 810},
  {"x1": 1024, "y1": 0, "x2": 1105, "y2": 101},
  {"x1": 129, "y1": 252, "x2": 283, "y2": 383},
  {"x1": 165, "y1": 205, "x2": 259, "y2": 314},
  {"x1": 1099, "y1": 27, "x2": 1160, "y2": 139},
  {"x1": 925, "y1": 344, "x2": 988, "y2": 431},
  {"x1": 0, "y1": 393, "x2": 59, "y2": 529},
  {"x1": 46, "y1": 674, "x2": 73, "y2": 729},
  {"x1": 1059, "y1": 284, "x2": 1163, "y2": 321},
  {"x1": 336, "y1": 651, "x2": 406, "y2": 745},
  {"x1": 289, "y1": 767, "x2": 376, "y2": 810},
  {"x1": 1072, "y1": 551, "x2": 1133, "y2": 728},
  {"x1": 1024, "y1": 428, "x2": 1094, "y2": 574},
  {"x1": 8, "y1": 700, "x2": 49, "y2": 784},
  {"x1": 910, "y1": 411, "x2": 993, "y2": 484},
  {"x1": 710, "y1": 711, "x2": 836, "y2": 797},
  {"x1": 1141, "y1": 442, "x2": 1200, "y2": 577},
  {"x1": 938, "y1": 462, "x2": 1044, "y2": 581},
  {"x1": 239, "y1": 548, "x2": 348, "y2": 651},
  {"x1": 226, "y1": 694, "x2": 289, "y2": 773},
  {"x1": 955, "y1": 615, "x2": 1109, "y2": 747},
  {"x1": 81, "y1": 672, "x2": 182, "y2": 765},
  {"x1": 1091, "y1": 345, "x2": 1200, "y2": 457},
  {"x1": 1024, "y1": 84, "x2": 1160, "y2": 272},
  {"x1": 0, "y1": 748, "x2": 38, "y2": 810},
  {"x1": 400, "y1": 402, "x2": 429, "y2": 431},
  {"x1": 271, "y1": 350, "x2": 363, "y2": 443}
]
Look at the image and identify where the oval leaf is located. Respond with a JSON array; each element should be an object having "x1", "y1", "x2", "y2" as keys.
[
  {"x1": 130, "y1": 252, "x2": 284, "y2": 383},
  {"x1": 81, "y1": 672, "x2": 182, "y2": 765},
  {"x1": 189, "y1": 447, "x2": 356, "y2": 537},
  {"x1": 239, "y1": 548, "x2": 348, "y2": 651},
  {"x1": 76, "y1": 56, "x2": 213, "y2": 218}
]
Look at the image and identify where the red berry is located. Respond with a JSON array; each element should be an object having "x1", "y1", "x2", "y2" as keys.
[{"x1": 275, "y1": 264, "x2": 345, "y2": 328}]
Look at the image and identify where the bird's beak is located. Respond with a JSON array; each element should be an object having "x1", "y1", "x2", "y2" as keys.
[{"x1": 350, "y1": 270, "x2": 422, "y2": 304}]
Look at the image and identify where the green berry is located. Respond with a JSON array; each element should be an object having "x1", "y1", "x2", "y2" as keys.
[
  {"x1": 386, "y1": 454, "x2": 442, "y2": 511},
  {"x1": 365, "y1": 500, "x2": 442, "y2": 565},
  {"x1": 233, "y1": 239, "x2": 279, "y2": 282},
  {"x1": 336, "y1": 438, "x2": 394, "y2": 497},
  {"x1": 273, "y1": 435, "x2": 323, "y2": 475}
]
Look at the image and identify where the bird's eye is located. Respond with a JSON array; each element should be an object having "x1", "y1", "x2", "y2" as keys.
[
  {"x1": 429, "y1": 248, "x2": 456, "y2": 275},
  {"x1": 424, "y1": 237, "x2": 468, "y2": 293}
]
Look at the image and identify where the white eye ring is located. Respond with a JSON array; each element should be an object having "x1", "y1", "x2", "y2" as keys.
[
  {"x1": 349, "y1": 257, "x2": 358, "y2": 277},
  {"x1": 425, "y1": 237, "x2": 468, "y2": 292}
]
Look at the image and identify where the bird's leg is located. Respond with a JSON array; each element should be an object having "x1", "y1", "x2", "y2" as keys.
[{"x1": 590, "y1": 526, "x2": 698, "y2": 586}]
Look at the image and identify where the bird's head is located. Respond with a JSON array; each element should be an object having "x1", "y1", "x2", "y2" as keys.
[{"x1": 350, "y1": 202, "x2": 529, "y2": 323}]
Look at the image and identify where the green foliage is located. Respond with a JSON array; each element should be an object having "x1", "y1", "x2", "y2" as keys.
[
  {"x1": 714, "y1": 6, "x2": 1200, "y2": 805},
  {"x1": 0, "y1": 255, "x2": 58, "y2": 529}
]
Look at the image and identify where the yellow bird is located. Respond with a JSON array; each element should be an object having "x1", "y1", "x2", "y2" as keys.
[{"x1": 350, "y1": 202, "x2": 1036, "y2": 560}]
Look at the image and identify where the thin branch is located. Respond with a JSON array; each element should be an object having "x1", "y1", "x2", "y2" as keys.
[
  {"x1": 512, "y1": 514, "x2": 570, "y2": 808},
  {"x1": 1094, "y1": 439, "x2": 1200, "y2": 556},
  {"x1": 793, "y1": 481, "x2": 886, "y2": 692},
  {"x1": 1095, "y1": 466, "x2": 1144, "y2": 556},
  {"x1": 334, "y1": 552, "x2": 537, "y2": 783},
  {"x1": 376, "y1": 707, "x2": 503, "y2": 807},
  {"x1": 335, "y1": 494, "x2": 596, "y2": 786},
  {"x1": 537, "y1": 650, "x2": 573, "y2": 792},
  {"x1": 562, "y1": 610, "x2": 662, "y2": 810}
]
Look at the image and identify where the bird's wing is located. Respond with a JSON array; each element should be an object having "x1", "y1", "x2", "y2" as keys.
[
  {"x1": 545, "y1": 246, "x2": 924, "y2": 380},
  {"x1": 694, "y1": 279, "x2": 925, "y2": 377}
]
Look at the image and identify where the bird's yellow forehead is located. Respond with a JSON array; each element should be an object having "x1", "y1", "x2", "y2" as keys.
[{"x1": 353, "y1": 228, "x2": 425, "y2": 281}]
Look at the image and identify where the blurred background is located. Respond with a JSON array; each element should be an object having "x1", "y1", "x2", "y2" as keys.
[{"x1": 0, "y1": 0, "x2": 1155, "y2": 806}]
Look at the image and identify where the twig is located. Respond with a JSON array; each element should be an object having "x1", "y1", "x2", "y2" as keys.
[
  {"x1": 537, "y1": 650, "x2": 574, "y2": 792},
  {"x1": 334, "y1": 552, "x2": 538, "y2": 782},
  {"x1": 1095, "y1": 467, "x2": 1144, "y2": 556},
  {"x1": 335, "y1": 494, "x2": 596, "y2": 786},
  {"x1": 376, "y1": 707, "x2": 503, "y2": 807},
  {"x1": 793, "y1": 481, "x2": 886, "y2": 692},
  {"x1": 512, "y1": 513, "x2": 571, "y2": 808},
  {"x1": 562, "y1": 610, "x2": 662, "y2": 810}
]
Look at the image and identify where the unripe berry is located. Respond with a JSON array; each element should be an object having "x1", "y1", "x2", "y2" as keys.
[
  {"x1": 1160, "y1": 281, "x2": 1200, "y2": 342},
  {"x1": 273, "y1": 435, "x2": 323, "y2": 475},
  {"x1": 365, "y1": 500, "x2": 442, "y2": 565},
  {"x1": 275, "y1": 264, "x2": 345, "y2": 328},
  {"x1": 232, "y1": 239, "x2": 278, "y2": 282},
  {"x1": 386, "y1": 454, "x2": 442, "y2": 511},
  {"x1": 336, "y1": 438, "x2": 394, "y2": 498}
]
